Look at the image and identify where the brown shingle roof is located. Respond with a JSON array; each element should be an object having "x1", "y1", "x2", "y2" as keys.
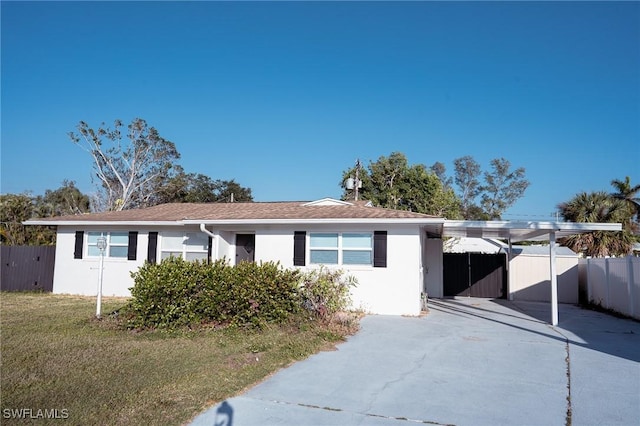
[{"x1": 26, "y1": 200, "x2": 441, "y2": 223}]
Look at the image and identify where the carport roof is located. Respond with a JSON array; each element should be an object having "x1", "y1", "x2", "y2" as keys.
[
  {"x1": 427, "y1": 219, "x2": 623, "y2": 327},
  {"x1": 426, "y1": 220, "x2": 622, "y2": 243}
]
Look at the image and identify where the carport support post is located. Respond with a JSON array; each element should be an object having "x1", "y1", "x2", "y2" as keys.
[
  {"x1": 549, "y1": 231, "x2": 558, "y2": 326},
  {"x1": 507, "y1": 239, "x2": 513, "y2": 301}
]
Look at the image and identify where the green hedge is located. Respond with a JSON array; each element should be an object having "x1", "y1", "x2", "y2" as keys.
[
  {"x1": 123, "y1": 258, "x2": 356, "y2": 330},
  {"x1": 125, "y1": 258, "x2": 301, "y2": 329}
]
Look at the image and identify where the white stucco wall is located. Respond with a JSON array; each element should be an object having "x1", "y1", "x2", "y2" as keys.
[
  {"x1": 347, "y1": 227, "x2": 422, "y2": 315},
  {"x1": 53, "y1": 227, "x2": 149, "y2": 297},
  {"x1": 255, "y1": 229, "x2": 294, "y2": 267},
  {"x1": 52, "y1": 223, "x2": 427, "y2": 316},
  {"x1": 424, "y1": 238, "x2": 444, "y2": 298},
  {"x1": 216, "y1": 230, "x2": 234, "y2": 262},
  {"x1": 254, "y1": 224, "x2": 424, "y2": 316}
]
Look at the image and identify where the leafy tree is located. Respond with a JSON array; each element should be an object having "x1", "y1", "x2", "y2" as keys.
[
  {"x1": 69, "y1": 118, "x2": 180, "y2": 211},
  {"x1": 429, "y1": 161, "x2": 452, "y2": 190},
  {"x1": 33, "y1": 180, "x2": 91, "y2": 217},
  {"x1": 453, "y1": 156, "x2": 481, "y2": 218},
  {"x1": 340, "y1": 152, "x2": 461, "y2": 218},
  {"x1": 479, "y1": 158, "x2": 530, "y2": 220},
  {"x1": 558, "y1": 191, "x2": 636, "y2": 257},
  {"x1": 215, "y1": 179, "x2": 253, "y2": 202},
  {"x1": 610, "y1": 176, "x2": 640, "y2": 222},
  {"x1": 182, "y1": 173, "x2": 221, "y2": 202},
  {"x1": 0, "y1": 193, "x2": 55, "y2": 245},
  {"x1": 403, "y1": 165, "x2": 461, "y2": 217},
  {"x1": 1, "y1": 183, "x2": 91, "y2": 245},
  {"x1": 464, "y1": 205, "x2": 491, "y2": 221},
  {"x1": 1, "y1": 193, "x2": 34, "y2": 245},
  {"x1": 365, "y1": 152, "x2": 409, "y2": 210},
  {"x1": 453, "y1": 156, "x2": 529, "y2": 220},
  {"x1": 157, "y1": 173, "x2": 253, "y2": 203}
]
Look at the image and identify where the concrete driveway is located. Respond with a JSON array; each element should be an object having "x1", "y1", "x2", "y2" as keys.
[{"x1": 191, "y1": 298, "x2": 640, "y2": 426}]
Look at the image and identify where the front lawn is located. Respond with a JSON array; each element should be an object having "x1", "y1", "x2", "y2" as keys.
[{"x1": 1, "y1": 293, "x2": 356, "y2": 425}]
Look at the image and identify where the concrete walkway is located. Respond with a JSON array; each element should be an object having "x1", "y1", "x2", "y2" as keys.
[{"x1": 191, "y1": 298, "x2": 640, "y2": 426}]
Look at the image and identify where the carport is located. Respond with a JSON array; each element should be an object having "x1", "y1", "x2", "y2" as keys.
[{"x1": 425, "y1": 220, "x2": 622, "y2": 325}]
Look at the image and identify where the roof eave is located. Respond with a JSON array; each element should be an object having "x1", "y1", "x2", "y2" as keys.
[
  {"x1": 184, "y1": 218, "x2": 445, "y2": 225},
  {"x1": 23, "y1": 218, "x2": 444, "y2": 227},
  {"x1": 22, "y1": 220, "x2": 185, "y2": 226}
]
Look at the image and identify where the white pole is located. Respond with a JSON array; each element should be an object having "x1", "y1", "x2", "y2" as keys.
[
  {"x1": 605, "y1": 258, "x2": 611, "y2": 310},
  {"x1": 467, "y1": 252, "x2": 471, "y2": 297},
  {"x1": 587, "y1": 257, "x2": 592, "y2": 304},
  {"x1": 96, "y1": 251, "x2": 104, "y2": 318},
  {"x1": 628, "y1": 257, "x2": 635, "y2": 318},
  {"x1": 96, "y1": 236, "x2": 107, "y2": 319},
  {"x1": 550, "y1": 231, "x2": 558, "y2": 326},
  {"x1": 507, "y1": 238, "x2": 513, "y2": 301}
]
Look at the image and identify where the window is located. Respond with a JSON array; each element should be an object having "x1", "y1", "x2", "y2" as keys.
[
  {"x1": 310, "y1": 233, "x2": 339, "y2": 264},
  {"x1": 342, "y1": 233, "x2": 373, "y2": 265},
  {"x1": 87, "y1": 231, "x2": 129, "y2": 258},
  {"x1": 309, "y1": 233, "x2": 373, "y2": 266},
  {"x1": 160, "y1": 232, "x2": 209, "y2": 261}
]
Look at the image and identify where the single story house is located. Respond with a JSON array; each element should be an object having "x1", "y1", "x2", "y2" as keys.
[
  {"x1": 25, "y1": 198, "x2": 622, "y2": 323},
  {"x1": 25, "y1": 198, "x2": 445, "y2": 316}
]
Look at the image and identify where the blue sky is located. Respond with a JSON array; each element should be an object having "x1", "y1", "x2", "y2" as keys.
[{"x1": 2, "y1": 1, "x2": 638, "y2": 220}]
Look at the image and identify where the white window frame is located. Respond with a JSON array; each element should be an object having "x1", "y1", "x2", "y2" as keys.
[
  {"x1": 309, "y1": 233, "x2": 339, "y2": 265},
  {"x1": 309, "y1": 232, "x2": 373, "y2": 266},
  {"x1": 159, "y1": 232, "x2": 209, "y2": 262},
  {"x1": 86, "y1": 231, "x2": 129, "y2": 259}
]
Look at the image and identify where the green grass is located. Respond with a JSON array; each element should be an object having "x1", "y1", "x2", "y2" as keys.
[{"x1": 1, "y1": 293, "x2": 358, "y2": 425}]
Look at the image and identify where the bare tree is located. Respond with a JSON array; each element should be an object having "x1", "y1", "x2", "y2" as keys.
[{"x1": 69, "y1": 118, "x2": 180, "y2": 211}]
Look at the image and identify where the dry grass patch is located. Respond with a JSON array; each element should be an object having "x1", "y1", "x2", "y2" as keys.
[{"x1": 1, "y1": 293, "x2": 358, "y2": 425}]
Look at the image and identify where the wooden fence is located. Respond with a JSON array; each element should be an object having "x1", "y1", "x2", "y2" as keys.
[
  {"x1": 578, "y1": 256, "x2": 640, "y2": 320},
  {"x1": 1, "y1": 246, "x2": 56, "y2": 292}
]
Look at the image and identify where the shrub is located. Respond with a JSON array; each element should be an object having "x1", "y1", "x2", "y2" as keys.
[
  {"x1": 124, "y1": 258, "x2": 302, "y2": 329},
  {"x1": 298, "y1": 266, "x2": 357, "y2": 319},
  {"x1": 125, "y1": 257, "x2": 212, "y2": 329},
  {"x1": 219, "y1": 261, "x2": 302, "y2": 326}
]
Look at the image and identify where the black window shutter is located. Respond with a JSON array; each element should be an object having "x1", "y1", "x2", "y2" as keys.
[
  {"x1": 293, "y1": 231, "x2": 306, "y2": 266},
  {"x1": 147, "y1": 232, "x2": 158, "y2": 264},
  {"x1": 128, "y1": 231, "x2": 138, "y2": 261},
  {"x1": 207, "y1": 236, "x2": 213, "y2": 264},
  {"x1": 74, "y1": 231, "x2": 84, "y2": 259},
  {"x1": 373, "y1": 231, "x2": 387, "y2": 268}
]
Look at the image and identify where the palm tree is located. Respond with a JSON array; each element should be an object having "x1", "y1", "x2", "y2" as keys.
[
  {"x1": 558, "y1": 191, "x2": 636, "y2": 257},
  {"x1": 610, "y1": 176, "x2": 640, "y2": 222}
]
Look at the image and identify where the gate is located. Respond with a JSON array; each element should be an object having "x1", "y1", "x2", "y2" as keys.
[
  {"x1": 1, "y1": 246, "x2": 56, "y2": 292},
  {"x1": 443, "y1": 253, "x2": 507, "y2": 298}
]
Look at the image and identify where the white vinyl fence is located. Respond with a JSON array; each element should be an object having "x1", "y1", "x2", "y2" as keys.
[{"x1": 578, "y1": 257, "x2": 640, "y2": 320}]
